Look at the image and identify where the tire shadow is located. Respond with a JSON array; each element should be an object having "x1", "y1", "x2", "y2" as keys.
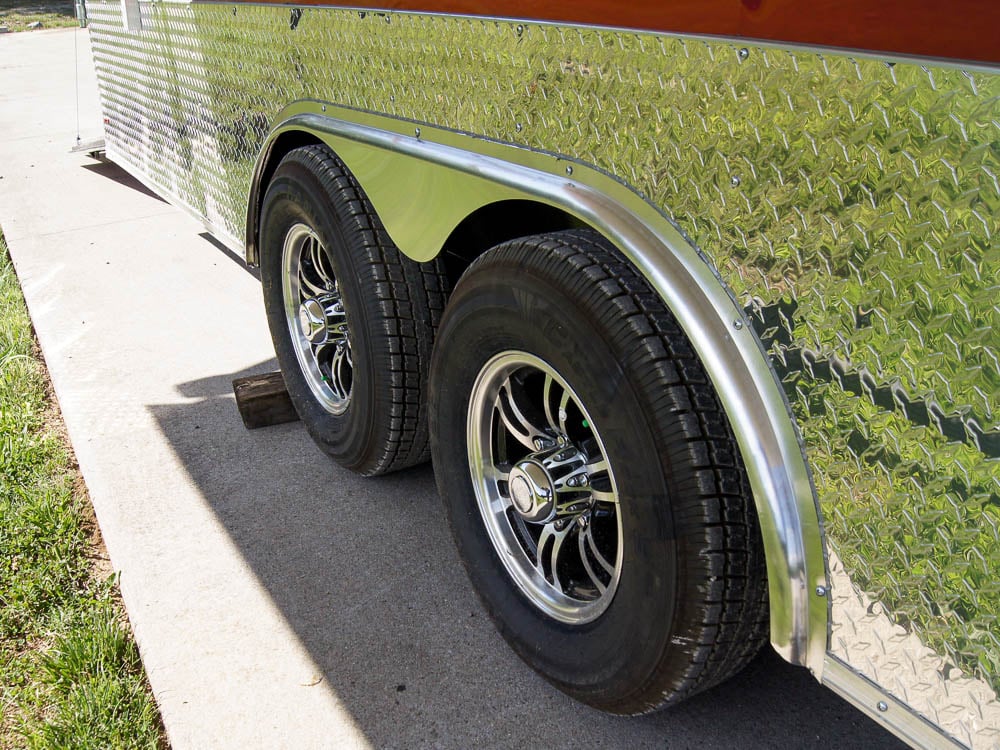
[{"x1": 148, "y1": 366, "x2": 905, "y2": 750}]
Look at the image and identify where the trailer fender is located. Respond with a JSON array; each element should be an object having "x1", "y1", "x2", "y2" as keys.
[{"x1": 247, "y1": 103, "x2": 830, "y2": 675}]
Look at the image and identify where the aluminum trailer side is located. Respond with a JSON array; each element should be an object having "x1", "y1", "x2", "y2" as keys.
[{"x1": 84, "y1": 1, "x2": 999, "y2": 746}]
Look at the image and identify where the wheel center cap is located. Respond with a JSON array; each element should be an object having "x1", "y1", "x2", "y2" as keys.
[
  {"x1": 298, "y1": 298, "x2": 329, "y2": 345},
  {"x1": 508, "y1": 460, "x2": 555, "y2": 523}
]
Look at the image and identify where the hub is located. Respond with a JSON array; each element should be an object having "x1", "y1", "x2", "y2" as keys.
[
  {"x1": 508, "y1": 459, "x2": 556, "y2": 523},
  {"x1": 298, "y1": 294, "x2": 342, "y2": 346}
]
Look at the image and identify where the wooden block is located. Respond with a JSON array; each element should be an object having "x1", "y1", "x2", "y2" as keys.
[{"x1": 233, "y1": 371, "x2": 300, "y2": 429}]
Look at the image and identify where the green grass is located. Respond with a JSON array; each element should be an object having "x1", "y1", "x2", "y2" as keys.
[
  {"x1": 0, "y1": 0, "x2": 76, "y2": 31},
  {"x1": 0, "y1": 230, "x2": 165, "y2": 750}
]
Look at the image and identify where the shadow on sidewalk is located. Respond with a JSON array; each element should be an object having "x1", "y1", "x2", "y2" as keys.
[
  {"x1": 82, "y1": 161, "x2": 166, "y2": 202},
  {"x1": 147, "y1": 362, "x2": 905, "y2": 750}
]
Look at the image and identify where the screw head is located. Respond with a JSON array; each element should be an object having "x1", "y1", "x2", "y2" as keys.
[
  {"x1": 730, "y1": 175, "x2": 741, "y2": 187},
  {"x1": 738, "y1": 47, "x2": 750, "y2": 61},
  {"x1": 414, "y1": 127, "x2": 421, "y2": 138},
  {"x1": 565, "y1": 166, "x2": 573, "y2": 176},
  {"x1": 815, "y1": 585, "x2": 828, "y2": 597},
  {"x1": 877, "y1": 701, "x2": 888, "y2": 713},
  {"x1": 733, "y1": 319, "x2": 744, "y2": 330},
  {"x1": 577, "y1": 515, "x2": 589, "y2": 528}
]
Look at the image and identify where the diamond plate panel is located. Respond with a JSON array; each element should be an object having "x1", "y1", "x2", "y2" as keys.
[{"x1": 86, "y1": 5, "x2": 1000, "y2": 746}]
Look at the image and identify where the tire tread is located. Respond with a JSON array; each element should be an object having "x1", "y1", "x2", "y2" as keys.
[
  {"x1": 463, "y1": 229, "x2": 769, "y2": 712},
  {"x1": 268, "y1": 145, "x2": 448, "y2": 475}
]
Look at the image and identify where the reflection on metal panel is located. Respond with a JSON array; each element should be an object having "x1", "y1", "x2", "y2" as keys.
[
  {"x1": 829, "y1": 552, "x2": 1000, "y2": 748},
  {"x1": 86, "y1": 4, "x2": 999, "y2": 745}
]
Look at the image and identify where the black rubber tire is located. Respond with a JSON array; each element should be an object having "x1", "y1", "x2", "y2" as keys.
[
  {"x1": 260, "y1": 145, "x2": 447, "y2": 476},
  {"x1": 429, "y1": 229, "x2": 768, "y2": 714}
]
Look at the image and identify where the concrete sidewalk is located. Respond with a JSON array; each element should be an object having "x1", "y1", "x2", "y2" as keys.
[{"x1": 0, "y1": 28, "x2": 903, "y2": 750}]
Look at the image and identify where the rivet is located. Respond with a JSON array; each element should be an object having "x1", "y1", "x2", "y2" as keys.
[
  {"x1": 815, "y1": 585, "x2": 827, "y2": 597},
  {"x1": 232, "y1": 6, "x2": 236, "y2": 15},
  {"x1": 515, "y1": 122, "x2": 523, "y2": 132},
  {"x1": 877, "y1": 701, "x2": 888, "y2": 713},
  {"x1": 414, "y1": 127, "x2": 421, "y2": 138},
  {"x1": 516, "y1": 24, "x2": 524, "y2": 36},
  {"x1": 733, "y1": 320, "x2": 744, "y2": 330},
  {"x1": 730, "y1": 175, "x2": 741, "y2": 187},
  {"x1": 321, "y1": 104, "x2": 326, "y2": 112},
  {"x1": 565, "y1": 166, "x2": 573, "y2": 176},
  {"x1": 738, "y1": 47, "x2": 750, "y2": 61}
]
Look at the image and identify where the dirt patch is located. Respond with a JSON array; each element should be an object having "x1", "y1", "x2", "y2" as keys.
[{"x1": 35, "y1": 338, "x2": 115, "y2": 581}]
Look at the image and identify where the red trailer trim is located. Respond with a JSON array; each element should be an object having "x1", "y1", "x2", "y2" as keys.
[{"x1": 221, "y1": 0, "x2": 1000, "y2": 65}]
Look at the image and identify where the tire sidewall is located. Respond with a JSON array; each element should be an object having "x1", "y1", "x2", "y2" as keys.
[{"x1": 260, "y1": 159, "x2": 378, "y2": 471}]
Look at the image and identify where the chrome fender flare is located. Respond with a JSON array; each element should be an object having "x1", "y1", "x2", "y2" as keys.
[{"x1": 247, "y1": 102, "x2": 830, "y2": 675}]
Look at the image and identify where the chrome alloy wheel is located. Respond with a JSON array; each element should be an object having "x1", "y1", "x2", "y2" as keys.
[
  {"x1": 468, "y1": 351, "x2": 623, "y2": 624},
  {"x1": 282, "y1": 223, "x2": 352, "y2": 414}
]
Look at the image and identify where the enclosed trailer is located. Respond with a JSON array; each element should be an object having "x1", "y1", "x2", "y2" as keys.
[{"x1": 82, "y1": 1, "x2": 999, "y2": 746}]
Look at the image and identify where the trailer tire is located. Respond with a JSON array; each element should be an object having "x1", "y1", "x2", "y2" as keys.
[
  {"x1": 260, "y1": 145, "x2": 447, "y2": 475},
  {"x1": 429, "y1": 229, "x2": 768, "y2": 713}
]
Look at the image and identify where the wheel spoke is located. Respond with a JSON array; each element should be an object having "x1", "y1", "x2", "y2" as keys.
[
  {"x1": 590, "y1": 489, "x2": 618, "y2": 505},
  {"x1": 491, "y1": 494, "x2": 512, "y2": 514},
  {"x1": 581, "y1": 524, "x2": 616, "y2": 576},
  {"x1": 578, "y1": 527, "x2": 609, "y2": 594},
  {"x1": 325, "y1": 299, "x2": 348, "y2": 342},
  {"x1": 543, "y1": 374, "x2": 560, "y2": 434},
  {"x1": 497, "y1": 378, "x2": 548, "y2": 450},
  {"x1": 585, "y1": 457, "x2": 608, "y2": 476},
  {"x1": 557, "y1": 389, "x2": 571, "y2": 435},
  {"x1": 486, "y1": 463, "x2": 511, "y2": 510},
  {"x1": 313, "y1": 339, "x2": 337, "y2": 366},
  {"x1": 488, "y1": 463, "x2": 511, "y2": 484},
  {"x1": 536, "y1": 522, "x2": 572, "y2": 590},
  {"x1": 329, "y1": 344, "x2": 351, "y2": 399},
  {"x1": 299, "y1": 263, "x2": 328, "y2": 298},
  {"x1": 308, "y1": 236, "x2": 332, "y2": 286}
]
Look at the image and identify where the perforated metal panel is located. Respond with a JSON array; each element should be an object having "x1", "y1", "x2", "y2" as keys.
[{"x1": 87, "y1": 5, "x2": 1000, "y2": 746}]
